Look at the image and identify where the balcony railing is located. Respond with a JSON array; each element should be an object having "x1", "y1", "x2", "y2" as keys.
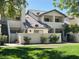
[{"x1": 8, "y1": 20, "x2": 21, "y2": 28}]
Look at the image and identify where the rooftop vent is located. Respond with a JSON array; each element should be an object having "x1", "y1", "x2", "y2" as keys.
[
  {"x1": 35, "y1": 24, "x2": 39, "y2": 27},
  {"x1": 37, "y1": 12, "x2": 40, "y2": 15}
]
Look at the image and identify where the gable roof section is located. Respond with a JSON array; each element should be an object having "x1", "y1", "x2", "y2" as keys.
[
  {"x1": 26, "y1": 10, "x2": 45, "y2": 16},
  {"x1": 26, "y1": 9, "x2": 67, "y2": 17},
  {"x1": 39, "y1": 9, "x2": 67, "y2": 17}
]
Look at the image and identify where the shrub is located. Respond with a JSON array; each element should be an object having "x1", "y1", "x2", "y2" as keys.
[
  {"x1": 40, "y1": 36, "x2": 47, "y2": 44},
  {"x1": 67, "y1": 34, "x2": 75, "y2": 42},
  {"x1": 24, "y1": 37, "x2": 31, "y2": 44},
  {"x1": 49, "y1": 34, "x2": 59, "y2": 43},
  {"x1": 0, "y1": 35, "x2": 7, "y2": 45}
]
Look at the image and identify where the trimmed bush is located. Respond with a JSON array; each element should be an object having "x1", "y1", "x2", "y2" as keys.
[
  {"x1": 0, "y1": 35, "x2": 7, "y2": 45},
  {"x1": 67, "y1": 34, "x2": 75, "y2": 42},
  {"x1": 40, "y1": 36, "x2": 47, "y2": 44},
  {"x1": 24, "y1": 37, "x2": 31, "y2": 44},
  {"x1": 49, "y1": 34, "x2": 59, "y2": 43}
]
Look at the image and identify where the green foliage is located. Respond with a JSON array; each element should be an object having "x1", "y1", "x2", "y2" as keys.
[
  {"x1": 24, "y1": 37, "x2": 31, "y2": 44},
  {"x1": 64, "y1": 24, "x2": 71, "y2": 34},
  {"x1": 40, "y1": 36, "x2": 47, "y2": 44},
  {"x1": 70, "y1": 24, "x2": 79, "y2": 33},
  {"x1": 64, "y1": 24, "x2": 79, "y2": 33},
  {"x1": 67, "y1": 34, "x2": 75, "y2": 42},
  {"x1": 49, "y1": 34, "x2": 59, "y2": 43},
  {"x1": 0, "y1": 0, "x2": 27, "y2": 19},
  {"x1": 0, "y1": 35, "x2": 7, "y2": 42},
  {"x1": 0, "y1": 44, "x2": 79, "y2": 59},
  {"x1": 53, "y1": 0, "x2": 79, "y2": 16},
  {"x1": 0, "y1": 35, "x2": 7, "y2": 45}
]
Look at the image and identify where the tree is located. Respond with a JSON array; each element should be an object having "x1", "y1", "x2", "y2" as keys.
[
  {"x1": 0, "y1": 0, "x2": 27, "y2": 20},
  {"x1": 53, "y1": 0, "x2": 79, "y2": 17},
  {"x1": 63, "y1": 24, "x2": 79, "y2": 42},
  {"x1": 70, "y1": 24, "x2": 79, "y2": 33}
]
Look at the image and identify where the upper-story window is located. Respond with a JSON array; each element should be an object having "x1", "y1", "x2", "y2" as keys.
[
  {"x1": 44, "y1": 18, "x2": 50, "y2": 22},
  {"x1": 55, "y1": 16, "x2": 63, "y2": 22},
  {"x1": 34, "y1": 30, "x2": 39, "y2": 33},
  {"x1": 55, "y1": 28, "x2": 62, "y2": 33},
  {"x1": 55, "y1": 19, "x2": 60, "y2": 22},
  {"x1": 44, "y1": 15, "x2": 53, "y2": 22}
]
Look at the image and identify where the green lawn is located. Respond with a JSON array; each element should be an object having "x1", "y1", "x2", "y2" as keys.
[{"x1": 0, "y1": 43, "x2": 79, "y2": 59}]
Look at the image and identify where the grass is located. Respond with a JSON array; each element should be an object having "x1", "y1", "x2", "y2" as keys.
[{"x1": 0, "y1": 43, "x2": 79, "y2": 59}]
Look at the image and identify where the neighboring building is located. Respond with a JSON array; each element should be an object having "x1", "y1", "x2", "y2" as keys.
[{"x1": 7, "y1": 9, "x2": 67, "y2": 43}]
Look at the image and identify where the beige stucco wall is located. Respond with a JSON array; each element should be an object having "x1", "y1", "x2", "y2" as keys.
[
  {"x1": 40, "y1": 11, "x2": 65, "y2": 22},
  {"x1": 39, "y1": 11, "x2": 65, "y2": 30},
  {"x1": 27, "y1": 28, "x2": 48, "y2": 34},
  {"x1": 8, "y1": 20, "x2": 21, "y2": 28},
  {"x1": 70, "y1": 33, "x2": 79, "y2": 42},
  {"x1": 10, "y1": 33, "x2": 18, "y2": 43},
  {"x1": 17, "y1": 33, "x2": 61, "y2": 44},
  {"x1": 44, "y1": 11, "x2": 65, "y2": 17}
]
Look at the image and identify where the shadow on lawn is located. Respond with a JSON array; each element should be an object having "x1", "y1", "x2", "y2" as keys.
[{"x1": 0, "y1": 47, "x2": 79, "y2": 59}]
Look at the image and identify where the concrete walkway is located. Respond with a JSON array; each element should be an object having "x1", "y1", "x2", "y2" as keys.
[{"x1": 0, "y1": 43, "x2": 79, "y2": 48}]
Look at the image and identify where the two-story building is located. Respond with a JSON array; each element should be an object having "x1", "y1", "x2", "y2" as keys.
[{"x1": 7, "y1": 9, "x2": 67, "y2": 43}]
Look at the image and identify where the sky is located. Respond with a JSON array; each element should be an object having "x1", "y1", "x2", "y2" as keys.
[{"x1": 27, "y1": 0, "x2": 67, "y2": 14}]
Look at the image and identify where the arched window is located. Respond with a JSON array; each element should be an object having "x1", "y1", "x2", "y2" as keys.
[{"x1": 44, "y1": 18, "x2": 50, "y2": 22}]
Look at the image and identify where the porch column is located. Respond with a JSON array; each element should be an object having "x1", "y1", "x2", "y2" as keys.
[
  {"x1": 53, "y1": 15, "x2": 55, "y2": 22},
  {"x1": 53, "y1": 15, "x2": 56, "y2": 33},
  {"x1": 41, "y1": 16, "x2": 44, "y2": 22},
  {"x1": 54, "y1": 28, "x2": 56, "y2": 33},
  {"x1": 18, "y1": 34, "x2": 22, "y2": 44}
]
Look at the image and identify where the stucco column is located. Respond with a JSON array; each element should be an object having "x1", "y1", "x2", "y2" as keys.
[
  {"x1": 42, "y1": 16, "x2": 44, "y2": 22},
  {"x1": 18, "y1": 34, "x2": 22, "y2": 44},
  {"x1": 53, "y1": 15, "x2": 55, "y2": 22},
  {"x1": 54, "y1": 28, "x2": 55, "y2": 33},
  {"x1": 53, "y1": 15, "x2": 56, "y2": 33}
]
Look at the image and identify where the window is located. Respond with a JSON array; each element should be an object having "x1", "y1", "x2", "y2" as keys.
[
  {"x1": 34, "y1": 30, "x2": 39, "y2": 33},
  {"x1": 10, "y1": 29, "x2": 20, "y2": 33},
  {"x1": 56, "y1": 29, "x2": 62, "y2": 33},
  {"x1": 35, "y1": 24, "x2": 39, "y2": 27},
  {"x1": 55, "y1": 19, "x2": 60, "y2": 22},
  {"x1": 44, "y1": 18, "x2": 50, "y2": 22},
  {"x1": 55, "y1": 16, "x2": 63, "y2": 22},
  {"x1": 29, "y1": 30, "x2": 31, "y2": 32},
  {"x1": 10, "y1": 28, "x2": 20, "y2": 33},
  {"x1": 25, "y1": 30, "x2": 27, "y2": 33},
  {"x1": 48, "y1": 28, "x2": 54, "y2": 33}
]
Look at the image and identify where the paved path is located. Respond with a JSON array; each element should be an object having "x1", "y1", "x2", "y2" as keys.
[{"x1": 0, "y1": 43, "x2": 79, "y2": 48}]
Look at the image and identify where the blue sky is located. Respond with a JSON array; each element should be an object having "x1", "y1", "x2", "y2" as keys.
[{"x1": 27, "y1": 0, "x2": 67, "y2": 14}]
